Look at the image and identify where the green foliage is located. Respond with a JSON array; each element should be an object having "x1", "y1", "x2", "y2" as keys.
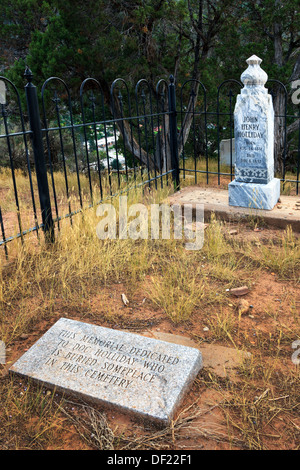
[
  {"x1": 2, "y1": 0, "x2": 298, "y2": 93},
  {"x1": 1, "y1": 0, "x2": 299, "y2": 172}
]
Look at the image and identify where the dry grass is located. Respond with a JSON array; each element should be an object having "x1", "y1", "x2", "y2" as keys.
[
  {"x1": 0, "y1": 167, "x2": 299, "y2": 450},
  {"x1": 245, "y1": 225, "x2": 300, "y2": 279},
  {"x1": 0, "y1": 378, "x2": 65, "y2": 449},
  {"x1": 180, "y1": 157, "x2": 299, "y2": 195}
]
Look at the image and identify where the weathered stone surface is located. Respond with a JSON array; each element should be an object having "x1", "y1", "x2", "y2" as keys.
[
  {"x1": 9, "y1": 318, "x2": 202, "y2": 424},
  {"x1": 234, "y1": 55, "x2": 274, "y2": 184},
  {"x1": 228, "y1": 178, "x2": 280, "y2": 210},
  {"x1": 167, "y1": 186, "x2": 300, "y2": 232},
  {"x1": 220, "y1": 138, "x2": 236, "y2": 166},
  {"x1": 229, "y1": 55, "x2": 280, "y2": 211},
  {"x1": 146, "y1": 331, "x2": 251, "y2": 380}
]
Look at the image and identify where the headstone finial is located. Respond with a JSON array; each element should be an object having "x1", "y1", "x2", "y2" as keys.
[
  {"x1": 241, "y1": 55, "x2": 268, "y2": 88},
  {"x1": 246, "y1": 55, "x2": 262, "y2": 66}
]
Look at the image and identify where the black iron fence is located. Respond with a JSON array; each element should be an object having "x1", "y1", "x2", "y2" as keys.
[{"x1": 0, "y1": 68, "x2": 299, "y2": 257}]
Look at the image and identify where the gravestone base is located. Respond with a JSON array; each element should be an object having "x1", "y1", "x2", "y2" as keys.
[{"x1": 228, "y1": 178, "x2": 280, "y2": 211}]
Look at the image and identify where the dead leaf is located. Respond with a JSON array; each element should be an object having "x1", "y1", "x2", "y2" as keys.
[{"x1": 230, "y1": 286, "x2": 249, "y2": 296}]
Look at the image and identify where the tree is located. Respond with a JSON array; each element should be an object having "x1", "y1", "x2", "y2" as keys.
[
  {"x1": 1, "y1": 0, "x2": 298, "y2": 175},
  {"x1": 242, "y1": 0, "x2": 300, "y2": 173}
]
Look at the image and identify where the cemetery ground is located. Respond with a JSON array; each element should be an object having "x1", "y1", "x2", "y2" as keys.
[{"x1": 0, "y1": 165, "x2": 299, "y2": 451}]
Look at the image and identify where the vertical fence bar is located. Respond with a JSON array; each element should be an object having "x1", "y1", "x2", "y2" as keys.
[
  {"x1": 180, "y1": 89, "x2": 186, "y2": 182},
  {"x1": 41, "y1": 84, "x2": 60, "y2": 231},
  {"x1": 53, "y1": 90, "x2": 73, "y2": 225},
  {"x1": 141, "y1": 89, "x2": 151, "y2": 188},
  {"x1": 67, "y1": 92, "x2": 83, "y2": 210},
  {"x1": 80, "y1": 89, "x2": 94, "y2": 204},
  {"x1": 24, "y1": 67, "x2": 54, "y2": 242},
  {"x1": 1, "y1": 102, "x2": 23, "y2": 242},
  {"x1": 203, "y1": 93, "x2": 209, "y2": 185},
  {"x1": 168, "y1": 75, "x2": 180, "y2": 188},
  {"x1": 156, "y1": 80, "x2": 167, "y2": 189},
  {"x1": 217, "y1": 90, "x2": 221, "y2": 186},
  {"x1": 0, "y1": 206, "x2": 8, "y2": 259},
  {"x1": 118, "y1": 91, "x2": 129, "y2": 182},
  {"x1": 228, "y1": 89, "x2": 234, "y2": 182},
  {"x1": 100, "y1": 93, "x2": 113, "y2": 196},
  {"x1": 90, "y1": 91, "x2": 103, "y2": 200},
  {"x1": 191, "y1": 90, "x2": 197, "y2": 184},
  {"x1": 297, "y1": 107, "x2": 300, "y2": 195}
]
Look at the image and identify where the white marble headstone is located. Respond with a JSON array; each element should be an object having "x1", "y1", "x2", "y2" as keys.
[{"x1": 229, "y1": 55, "x2": 280, "y2": 210}]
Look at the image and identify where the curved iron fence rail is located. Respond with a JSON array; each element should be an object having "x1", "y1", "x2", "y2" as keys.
[{"x1": 0, "y1": 70, "x2": 299, "y2": 258}]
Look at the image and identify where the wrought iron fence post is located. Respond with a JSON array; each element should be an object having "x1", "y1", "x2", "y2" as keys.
[
  {"x1": 24, "y1": 67, "x2": 54, "y2": 242},
  {"x1": 168, "y1": 75, "x2": 180, "y2": 189}
]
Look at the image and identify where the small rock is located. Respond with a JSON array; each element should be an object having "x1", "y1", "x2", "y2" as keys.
[
  {"x1": 203, "y1": 327, "x2": 210, "y2": 332},
  {"x1": 229, "y1": 229, "x2": 238, "y2": 235},
  {"x1": 230, "y1": 286, "x2": 249, "y2": 296},
  {"x1": 277, "y1": 204, "x2": 282, "y2": 209},
  {"x1": 19, "y1": 334, "x2": 29, "y2": 340},
  {"x1": 237, "y1": 299, "x2": 250, "y2": 315}
]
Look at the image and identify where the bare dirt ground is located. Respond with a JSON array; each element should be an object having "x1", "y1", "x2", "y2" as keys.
[
  {"x1": 0, "y1": 170, "x2": 299, "y2": 451},
  {"x1": 1, "y1": 221, "x2": 299, "y2": 451}
]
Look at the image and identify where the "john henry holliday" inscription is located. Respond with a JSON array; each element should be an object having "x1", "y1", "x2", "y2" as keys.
[
  {"x1": 236, "y1": 115, "x2": 266, "y2": 168},
  {"x1": 9, "y1": 318, "x2": 203, "y2": 423}
]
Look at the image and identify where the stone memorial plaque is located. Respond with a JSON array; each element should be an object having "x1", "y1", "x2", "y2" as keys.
[{"x1": 9, "y1": 318, "x2": 202, "y2": 424}]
